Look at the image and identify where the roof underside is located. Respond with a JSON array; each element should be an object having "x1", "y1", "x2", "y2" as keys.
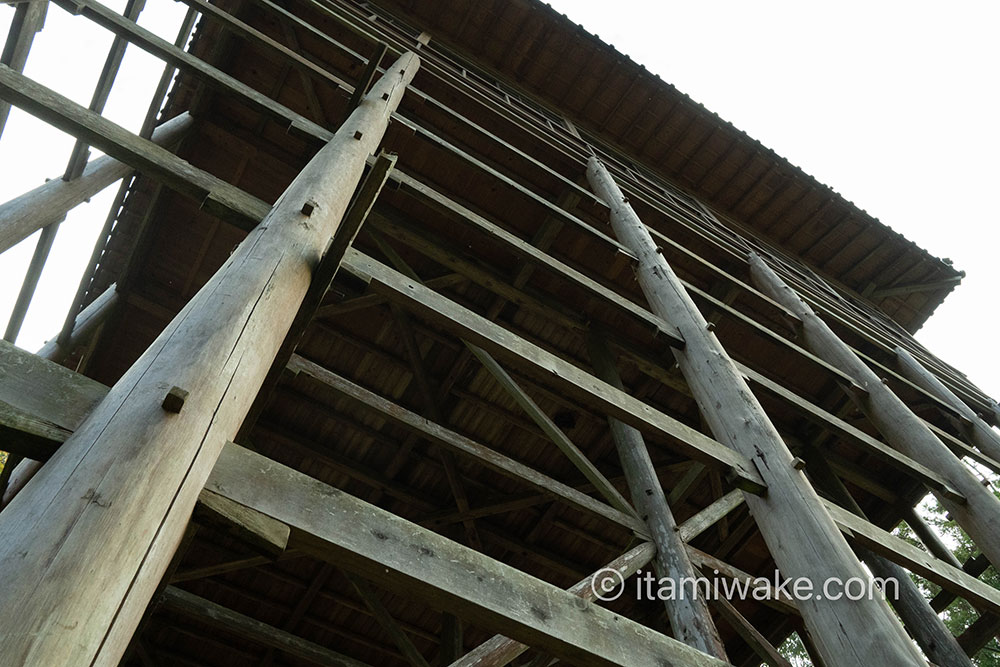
[{"x1": 377, "y1": 0, "x2": 962, "y2": 333}]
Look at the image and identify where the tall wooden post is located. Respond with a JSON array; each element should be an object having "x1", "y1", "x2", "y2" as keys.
[
  {"x1": 586, "y1": 157, "x2": 923, "y2": 667},
  {"x1": 749, "y1": 252, "x2": 1000, "y2": 570},
  {"x1": 0, "y1": 51, "x2": 419, "y2": 666},
  {"x1": 800, "y1": 444, "x2": 972, "y2": 667},
  {"x1": 895, "y1": 346, "x2": 1000, "y2": 463},
  {"x1": 588, "y1": 334, "x2": 728, "y2": 660}
]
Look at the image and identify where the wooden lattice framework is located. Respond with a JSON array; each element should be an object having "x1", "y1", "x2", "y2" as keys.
[{"x1": 1, "y1": 1, "x2": 999, "y2": 665}]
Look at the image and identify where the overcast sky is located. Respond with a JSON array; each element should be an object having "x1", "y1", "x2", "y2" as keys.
[{"x1": 1, "y1": 0, "x2": 998, "y2": 401}]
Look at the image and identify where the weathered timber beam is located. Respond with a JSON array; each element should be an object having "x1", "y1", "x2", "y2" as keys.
[
  {"x1": 821, "y1": 498, "x2": 1000, "y2": 615},
  {"x1": 340, "y1": 250, "x2": 765, "y2": 491},
  {"x1": 159, "y1": 586, "x2": 370, "y2": 667},
  {"x1": 468, "y1": 345, "x2": 636, "y2": 517},
  {"x1": 344, "y1": 573, "x2": 431, "y2": 667},
  {"x1": 346, "y1": 41, "x2": 387, "y2": 112},
  {"x1": 750, "y1": 253, "x2": 1000, "y2": 572},
  {"x1": 896, "y1": 346, "x2": 1000, "y2": 463},
  {"x1": 206, "y1": 443, "x2": 729, "y2": 667},
  {"x1": 0, "y1": 111, "x2": 191, "y2": 254},
  {"x1": 0, "y1": 51, "x2": 419, "y2": 665},
  {"x1": 62, "y1": 0, "x2": 144, "y2": 180},
  {"x1": 0, "y1": 64, "x2": 269, "y2": 226},
  {"x1": 37, "y1": 282, "x2": 118, "y2": 361},
  {"x1": 587, "y1": 158, "x2": 922, "y2": 666},
  {"x1": 958, "y1": 613, "x2": 1000, "y2": 657},
  {"x1": 286, "y1": 354, "x2": 648, "y2": 536},
  {"x1": 706, "y1": 594, "x2": 791, "y2": 667},
  {"x1": 4, "y1": 219, "x2": 60, "y2": 342},
  {"x1": 587, "y1": 334, "x2": 727, "y2": 659},
  {"x1": 447, "y1": 542, "x2": 655, "y2": 667},
  {"x1": 0, "y1": 0, "x2": 46, "y2": 140},
  {"x1": 800, "y1": 444, "x2": 972, "y2": 667},
  {"x1": 740, "y1": 363, "x2": 964, "y2": 501},
  {"x1": 238, "y1": 151, "x2": 396, "y2": 441},
  {"x1": 193, "y1": 488, "x2": 289, "y2": 558}
]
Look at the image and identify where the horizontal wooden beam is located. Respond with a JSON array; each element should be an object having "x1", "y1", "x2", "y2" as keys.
[
  {"x1": 159, "y1": 586, "x2": 370, "y2": 667},
  {"x1": 287, "y1": 354, "x2": 647, "y2": 536},
  {"x1": 205, "y1": 442, "x2": 729, "y2": 667},
  {"x1": 0, "y1": 63, "x2": 269, "y2": 226},
  {"x1": 341, "y1": 249, "x2": 766, "y2": 492},
  {"x1": 871, "y1": 275, "x2": 965, "y2": 300}
]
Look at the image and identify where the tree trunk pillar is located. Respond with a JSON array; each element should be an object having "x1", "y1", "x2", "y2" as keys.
[
  {"x1": 749, "y1": 252, "x2": 1000, "y2": 571},
  {"x1": 586, "y1": 157, "x2": 923, "y2": 667},
  {"x1": 0, "y1": 51, "x2": 419, "y2": 666}
]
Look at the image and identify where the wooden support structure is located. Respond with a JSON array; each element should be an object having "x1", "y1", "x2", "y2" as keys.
[
  {"x1": 800, "y1": 443, "x2": 972, "y2": 666},
  {"x1": 0, "y1": 50, "x2": 419, "y2": 665},
  {"x1": 0, "y1": 0, "x2": 46, "y2": 140},
  {"x1": 587, "y1": 334, "x2": 728, "y2": 659},
  {"x1": 205, "y1": 442, "x2": 730, "y2": 667},
  {"x1": 0, "y1": 111, "x2": 192, "y2": 254},
  {"x1": 585, "y1": 157, "x2": 923, "y2": 666},
  {"x1": 749, "y1": 252, "x2": 1000, "y2": 571},
  {"x1": 895, "y1": 345, "x2": 1000, "y2": 463}
]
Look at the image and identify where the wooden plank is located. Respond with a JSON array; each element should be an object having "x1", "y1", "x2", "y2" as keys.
[
  {"x1": 708, "y1": 595, "x2": 792, "y2": 667},
  {"x1": 0, "y1": 0, "x2": 46, "y2": 140},
  {"x1": 341, "y1": 250, "x2": 765, "y2": 491},
  {"x1": 896, "y1": 346, "x2": 1000, "y2": 464},
  {"x1": 159, "y1": 586, "x2": 370, "y2": 667},
  {"x1": 0, "y1": 53, "x2": 419, "y2": 666},
  {"x1": 206, "y1": 443, "x2": 729, "y2": 667},
  {"x1": 586, "y1": 158, "x2": 922, "y2": 666},
  {"x1": 346, "y1": 42, "x2": 388, "y2": 111},
  {"x1": 286, "y1": 354, "x2": 648, "y2": 536}
]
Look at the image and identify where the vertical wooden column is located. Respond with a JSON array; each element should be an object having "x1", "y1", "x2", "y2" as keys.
[
  {"x1": 588, "y1": 335, "x2": 728, "y2": 660},
  {"x1": 800, "y1": 444, "x2": 972, "y2": 667},
  {"x1": 895, "y1": 346, "x2": 1000, "y2": 463},
  {"x1": 0, "y1": 51, "x2": 419, "y2": 666},
  {"x1": 586, "y1": 157, "x2": 923, "y2": 667},
  {"x1": 749, "y1": 252, "x2": 1000, "y2": 570}
]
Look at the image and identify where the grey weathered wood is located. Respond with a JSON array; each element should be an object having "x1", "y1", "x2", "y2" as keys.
[
  {"x1": 343, "y1": 250, "x2": 766, "y2": 492},
  {"x1": 896, "y1": 345, "x2": 1000, "y2": 464},
  {"x1": 802, "y1": 445, "x2": 972, "y2": 667},
  {"x1": 347, "y1": 42, "x2": 388, "y2": 112},
  {"x1": 902, "y1": 506, "x2": 963, "y2": 569},
  {"x1": 63, "y1": 0, "x2": 146, "y2": 180},
  {"x1": 821, "y1": 498, "x2": 1000, "y2": 616},
  {"x1": 36, "y1": 283, "x2": 118, "y2": 362},
  {"x1": 448, "y1": 542, "x2": 655, "y2": 667},
  {"x1": 287, "y1": 354, "x2": 647, "y2": 535},
  {"x1": 707, "y1": 594, "x2": 791, "y2": 667},
  {"x1": 587, "y1": 335, "x2": 728, "y2": 659},
  {"x1": 193, "y1": 488, "x2": 290, "y2": 558},
  {"x1": 749, "y1": 252, "x2": 1000, "y2": 572},
  {"x1": 0, "y1": 111, "x2": 191, "y2": 254},
  {"x1": 206, "y1": 443, "x2": 728, "y2": 667},
  {"x1": 345, "y1": 573, "x2": 431, "y2": 667},
  {"x1": 679, "y1": 490, "x2": 745, "y2": 542},
  {"x1": 0, "y1": 52, "x2": 419, "y2": 666},
  {"x1": 0, "y1": 64, "x2": 269, "y2": 226},
  {"x1": 469, "y1": 345, "x2": 636, "y2": 517},
  {"x1": 4, "y1": 219, "x2": 60, "y2": 343},
  {"x1": 586, "y1": 157, "x2": 922, "y2": 666},
  {"x1": 0, "y1": 0, "x2": 46, "y2": 140},
  {"x1": 159, "y1": 586, "x2": 370, "y2": 667}
]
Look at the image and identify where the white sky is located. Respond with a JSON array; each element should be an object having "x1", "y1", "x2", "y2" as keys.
[{"x1": 1, "y1": 0, "x2": 998, "y2": 402}]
